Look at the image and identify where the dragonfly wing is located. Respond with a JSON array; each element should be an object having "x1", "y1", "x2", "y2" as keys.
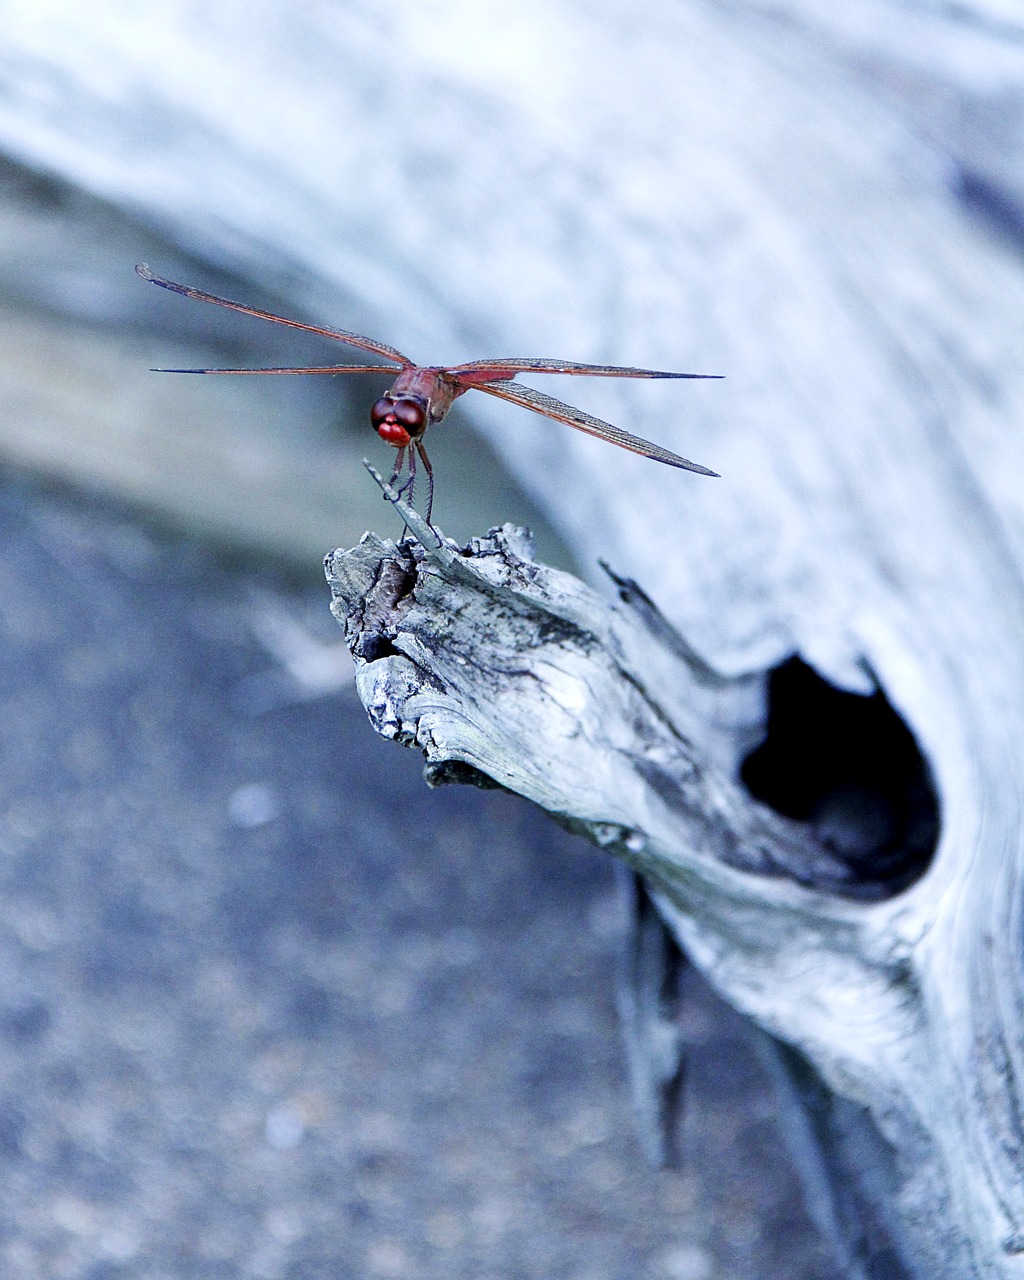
[
  {"x1": 151, "y1": 364, "x2": 402, "y2": 375},
  {"x1": 470, "y1": 379, "x2": 719, "y2": 476},
  {"x1": 136, "y1": 264, "x2": 412, "y2": 365},
  {"x1": 449, "y1": 356, "x2": 722, "y2": 380}
]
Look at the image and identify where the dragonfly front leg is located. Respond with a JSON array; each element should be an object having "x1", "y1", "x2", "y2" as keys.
[
  {"x1": 390, "y1": 446, "x2": 418, "y2": 511},
  {"x1": 387, "y1": 446, "x2": 407, "y2": 491},
  {"x1": 395, "y1": 444, "x2": 416, "y2": 508}
]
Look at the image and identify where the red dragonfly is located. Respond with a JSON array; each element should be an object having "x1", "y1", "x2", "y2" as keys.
[{"x1": 137, "y1": 264, "x2": 720, "y2": 522}]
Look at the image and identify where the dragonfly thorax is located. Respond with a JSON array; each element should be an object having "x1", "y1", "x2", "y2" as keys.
[{"x1": 371, "y1": 395, "x2": 427, "y2": 447}]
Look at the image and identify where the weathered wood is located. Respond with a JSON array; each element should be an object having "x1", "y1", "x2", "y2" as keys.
[
  {"x1": 326, "y1": 474, "x2": 1024, "y2": 1278},
  {"x1": 329, "y1": 472, "x2": 875, "y2": 899},
  {"x1": 613, "y1": 867, "x2": 688, "y2": 1170}
]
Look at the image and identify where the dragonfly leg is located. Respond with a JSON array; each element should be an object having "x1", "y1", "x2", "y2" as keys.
[
  {"x1": 386, "y1": 446, "x2": 416, "y2": 545},
  {"x1": 391, "y1": 445, "x2": 418, "y2": 505},
  {"x1": 415, "y1": 440, "x2": 435, "y2": 527},
  {"x1": 387, "y1": 446, "x2": 415, "y2": 539},
  {"x1": 399, "y1": 444, "x2": 416, "y2": 508},
  {"x1": 388, "y1": 446, "x2": 407, "y2": 492}
]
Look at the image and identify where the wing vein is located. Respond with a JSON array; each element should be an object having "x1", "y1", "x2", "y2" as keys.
[
  {"x1": 471, "y1": 380, "x2": 718, "y2": 476},
  {"x1": 136, "y1": 265, "x2": 411, "y2": 365},
  {"x1": 449, "y1": 357, "x2": 722, "y2": 379}
]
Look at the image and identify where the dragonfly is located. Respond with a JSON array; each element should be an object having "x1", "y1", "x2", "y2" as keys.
[{"x1": 137, "y1": 264, "x2": 720, "y2": 523}]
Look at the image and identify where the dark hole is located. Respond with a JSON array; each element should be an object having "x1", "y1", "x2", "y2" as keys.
[
  {"x1": 423, "y1": 759, "x2": 506, "y2": 791},
  {"x1": 357, "y1": 632, "x2": 401, "y2": 663},
  {"x1": 740, "y1": 657, "x2": 939, "y2": 892}
]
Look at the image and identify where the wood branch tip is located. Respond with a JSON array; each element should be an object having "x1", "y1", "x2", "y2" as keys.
[
  {"x1": 361, "y1": 458, "x2": 392, "y2": 495},
  {"x1": 361, "y1": 458, "x2": 449, "y2": 554}
]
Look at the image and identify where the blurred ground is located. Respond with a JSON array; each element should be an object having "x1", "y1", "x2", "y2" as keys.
[{"x1": 0, "y1": 475, "x2": 831, "y2": 1279}]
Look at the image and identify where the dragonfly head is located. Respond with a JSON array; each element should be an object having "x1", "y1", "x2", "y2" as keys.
[{"x1": 371, "y1": 395, "x2": 427, "y2": 447}]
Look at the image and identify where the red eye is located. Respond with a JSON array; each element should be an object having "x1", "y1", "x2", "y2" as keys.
[
  {"x1": 393, "y1": 398, "x2": 426, "y2": 429},
  {"x1": 370, "y1": 397, "x2": 393, "y2": 428}
]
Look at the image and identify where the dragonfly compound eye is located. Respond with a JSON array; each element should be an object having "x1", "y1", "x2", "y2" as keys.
[
  {"x1": 370, "y1": 396, "x2": 411, "y2": 446},
  {"x1": 370, "y1": 396, "x2": 394, "y2": 428},
  {"x1": 392, "y1": 398, "x2": 427, "y2": 431}
]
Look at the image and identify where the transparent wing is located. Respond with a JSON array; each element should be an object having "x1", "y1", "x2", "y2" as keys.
[
  {"x1": 469, "y1": 379, "x2": 719, "y2": 476},
  {"x1": 150, "y1": 365, "x2": 401, "y2": 375},
  {"x1": 449, "y1": 356, "x2": 722, "y2": 381},
  {"x1": 136, "y1": 264, "x2": 412, "y2": 365}
]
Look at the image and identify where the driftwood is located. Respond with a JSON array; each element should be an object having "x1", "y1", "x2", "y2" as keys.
[
  {"x1": 1, "y1": 2, "x2": 1024, "y2": 1275},
  {"x1": 326, "y1": 474, "x2": 1020, "y2": 1279}
]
